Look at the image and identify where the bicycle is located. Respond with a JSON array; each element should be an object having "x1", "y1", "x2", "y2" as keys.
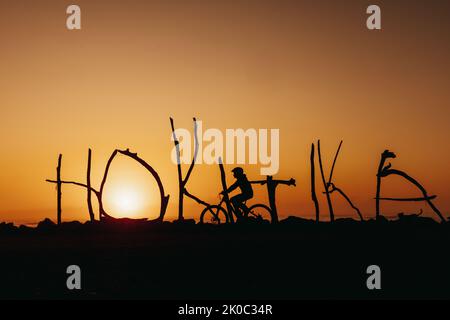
[{"x1": 183, "y1": 188, "x2": 272, "y2": 225}]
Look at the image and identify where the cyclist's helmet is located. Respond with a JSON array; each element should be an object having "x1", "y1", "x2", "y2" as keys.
[{"x1": 231, "y1": 167, "x2": 244, "y2": 175}]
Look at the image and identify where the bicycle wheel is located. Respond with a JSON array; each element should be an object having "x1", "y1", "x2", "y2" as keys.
[
  {"x1": 247, "y1": 204, "x2": 272, "y2": 223},
  {"x1": 200, "y1": 205, "x2": 229, "y2": 225}
]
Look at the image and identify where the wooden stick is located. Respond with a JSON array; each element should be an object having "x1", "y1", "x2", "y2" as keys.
[
  {"x1": 375, "y1": 150, "x2": 396, "y2": 220},
  {"x1": 249, "y1": 177, "x2": 295, "y2": 224},
  {"x1": 376, "y1": 196, "x2": 437, "y2": 202},
  {"x1": 117, "y1": 149, "x2": 170, "y2": 221},
  {"x1": 310, "y1": 143, "x2": 320, "y2": 222},
  {"x1": 317, "y1": 140, "x2": 334, "y2": 222},
  {"x1": 46, "y1": 179, "x2": 100, "y2": 196},
  {"x1": 98, "y1": 150, "x2": 118, "y2": 220},
  {"x1": 170, "y1": 117, "x2": 199, "y2": 221},
  {"x1": 329, "y1": 183, "x2": 363, "y2": 221},
  {"x1": 86, "y1": 148, "x2": 95, "y2": 222},
  {"x1": 379, "y1": 167, "x2": 446, "y2": 222},
  {"x1": 56, "y1": 154, "x2": 62, "y2": 225},
  {"x1": 170, "y1": 117, "x2": 184, "y2": 221},
  {"x1": 48, "y1": 149, "x2": 170, "y2": 222},
  {"x1": 265, "y1": 176, "x2": 279, "y2": 223},
  {"x1": 375, "y1": 153, "x2": 386, "y2": 220},
  {"x1": 46, "y1": 179, "x2": 103, "y2": 214},
  {"x1": 183, "y1": 189, "x2": 211, "y2": 207},
  {"x1": 183, "y1": 118, "x2": 199, "y2": 185},
  {"x1": 327, "y1": 140, "x2": 343, "y2": 185}
]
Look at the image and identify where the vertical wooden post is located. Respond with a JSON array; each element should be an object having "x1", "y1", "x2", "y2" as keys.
[
  {"x1": 218, "y1": 158, "x2": 234, "y2": 224},
  {"x1": 375, "y1": 150, "x2": 396, "y2": 221},
  {"x1": 328, "y1": 141, "x2": 343, "y2": 186},
  {"x1": 170, "y1": 118, "x2": 184, "y2": 221},
  {"x1": 170, "y1": 117, "x2": 198, "y2": 221},
  {"x1": 266, "y1": 176, "x2": 279, "y2": 223},
  {"x1": 310, "y1": 143, "x2": 320, "y2": 222},
  {"x1": 317, "y1": 140, "x2": 334, "y2": 222},
  {"x1": 86, "y1": 148, "x2": 95, "y2": 222},
  {"x1": 375, "y1": 153, "x2": 386, "y2": 220},
  {"x1": 56, "y1": 154, "x2": 62, "y2": 225}
]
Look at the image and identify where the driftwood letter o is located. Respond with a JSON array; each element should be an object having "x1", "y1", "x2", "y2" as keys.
[{"x1": 98, "y1": 149, "x2": 170, "y2": 221}]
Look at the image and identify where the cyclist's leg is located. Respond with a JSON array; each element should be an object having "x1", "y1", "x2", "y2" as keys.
[
  {"x1": 230, "y1": 194, "x2": 244, "y2": 220},
  {"x1": 239, "y1": 194, "x2": 253, "y2": 218}
]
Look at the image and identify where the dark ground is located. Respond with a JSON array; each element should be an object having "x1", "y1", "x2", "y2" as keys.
[{"x1": 0, "y1": 216, "x2": 449, "y2": 300}]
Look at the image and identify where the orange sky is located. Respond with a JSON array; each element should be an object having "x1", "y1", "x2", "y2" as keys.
[{"x1": 1, "y1": 0, "x2": 449, "y2": 224}]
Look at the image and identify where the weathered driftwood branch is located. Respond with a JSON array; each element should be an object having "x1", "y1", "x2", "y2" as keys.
[
  {"x1": 276, "y1": 179, "x2": 296, "y2": 186},
  {"x1": 250, "y1": 180, "x2": 267, "y2": 185},
  {"x1": 375, "y1": 150, "x2": 396, "y2": 219},
  {"x1": 46, "y1": 180, "x2": 101, "y2": 200},
  {"x1": 378, "y1": 167, "x2": 445, "y2": 222},
  {"x1": 183, "y1": 119, "x2": 199, "y2": 186},
  {"x1": 98, "y1": 149, "x2": 170, "y2": 221},
  {"x1": 46, "y1": 178, "x2": 102, "y2": 221},
  {"x1": 48, "y1": 148, "x2": 169, "y2": 222},
  {"x1": 249, "y1": 177, "x2": 295, "y2": 223},
  {"x1": 98, "y1": 150, "x2": 118, "y2": 220},
  {"x1": 183, "y1": 188, "x2": 211, "y2": 207},
  {"x1": 170, "y1": 117, "x2": 199, "y2": 221},
  {"x1": 328, "y1": 183, "x2": 364, "y2": 221},
  {"x1": 327, "y1": 140, "x2": 343, "y2": 186},
  {"x1": 317, "y1": 140, "x2": 361, "y2": 222},
  {"x1": 250, "y1": 179, "x2": 295, "y2": 186},
  {"x1": 265, "y1": 176, "x2": 295, "y2": 223},
  {"x1": 310, "y1": 143, "x2": 320, "y2": 222},
  {"x1": 86, "y1": 148, "x2": 95, "y2": 222},
  {"x1": 118, "y1": 149, "x2": 169, "y2": 221},
  {"x1": 376, "y1": 196, "x2": 437, "y2": 202},
  {"x1": 56, "y1": 154, "x2": 62, "y2": 225},
  {"x1": 317, "y1": 140, "x2": 336, "y2": 222}
]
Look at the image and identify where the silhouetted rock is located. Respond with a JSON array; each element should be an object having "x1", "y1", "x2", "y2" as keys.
[
  {"x1": 37, "y1": 218, "x2": 56, "y2": 231},
  {"x1": 0, "y1": 222, "x2": 17, "y2": 234},
  {"x1": 280, "y1": 216, "x2": 315, "y2": 225}
]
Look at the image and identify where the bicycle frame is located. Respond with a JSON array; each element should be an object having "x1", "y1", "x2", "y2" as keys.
[
  {"x1": 184, "y1": 188, "x2": 236, "y2": 222},
  {"x1": 185, "y1": 187, "x2": 273, "y2": 223}
]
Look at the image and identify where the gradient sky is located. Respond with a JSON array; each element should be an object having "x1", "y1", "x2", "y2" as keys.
[{"x1": 1, "y1": 0, "x2": 449, "y2": 224}]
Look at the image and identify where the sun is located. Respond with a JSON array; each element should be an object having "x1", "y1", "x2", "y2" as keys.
[
  {"x1": 109, "y1": 186, "x2": 143, "y2": 215},
  {"x1": 101, "y1": 159, "x2": 160, "y2": 219}
]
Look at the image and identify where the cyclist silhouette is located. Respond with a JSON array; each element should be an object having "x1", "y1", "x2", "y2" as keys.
[{"x1": 220, "y1": 167, "x2": 254, "y2": 220}]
